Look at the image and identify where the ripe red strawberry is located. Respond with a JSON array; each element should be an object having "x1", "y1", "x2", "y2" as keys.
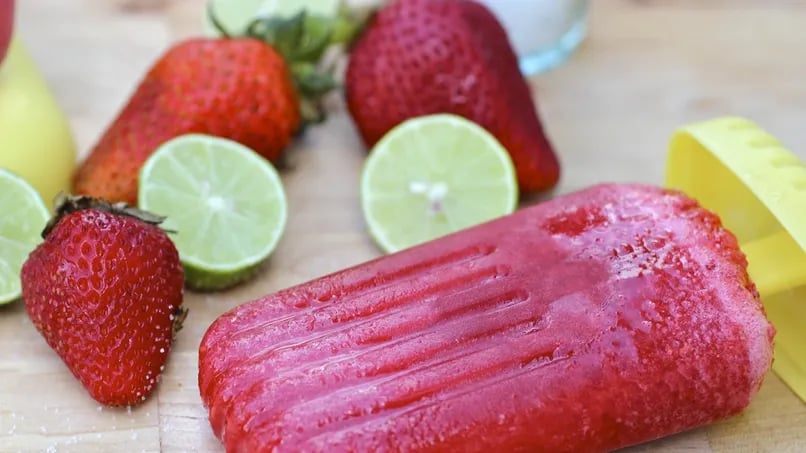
[
  {"x1": 345, "y1": 0, "x2": 561, "y2": 193},
  {"x1": 21, "y1": 195, "x2": 186, "y2": 406},
  {"x1": 73, "y1": 13, "x2": 342, "y2": 204}
]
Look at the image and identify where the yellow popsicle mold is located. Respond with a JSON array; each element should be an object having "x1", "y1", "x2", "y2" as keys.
[{"x1": 665, "y1": 117, "x2": 806, "y2": 402}]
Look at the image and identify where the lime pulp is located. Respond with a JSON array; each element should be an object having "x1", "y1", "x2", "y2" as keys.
[
  {"x1": 0, "y1": 168, "x2": 50, "y2": 304},
  {"x1": 138, "y1": 134, "x2": 288, "y2": 291},
  {"x1": 360, "y1": 114, "x2": 519, "y2": 254}
]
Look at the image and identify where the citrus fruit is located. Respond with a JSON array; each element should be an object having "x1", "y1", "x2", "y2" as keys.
[
  {"x1": 138, "y1": 134, "x2": 288, "y2": 291},
  {"x1": 361, "y1": 114, "x2": 519, "y2": 254},
  {"x1": 205, "y1": 0, "x2": 341, "y2": 36},
  {"x1": 0, "y1": 39, "x2": 76, "y2": 205},
  {"x1": 0, "y1": 168, "x2": 50, "y2": 304}
]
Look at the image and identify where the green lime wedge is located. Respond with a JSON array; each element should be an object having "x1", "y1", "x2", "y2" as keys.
[
  {"x1": 0, "y1": 168, "x2": 50, "y2": 304},
  {"x1": 205, "y1": 0, "x2": 341, "y2": 36},
  {"x1": 138, "y1": 134, "x2": 288, "y2": 291},
  {"x1": 361, "y1": 114, "x2": 519, "y2": 254}
]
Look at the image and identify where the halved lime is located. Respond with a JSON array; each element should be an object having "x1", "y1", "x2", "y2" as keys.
[
  {"x1": 205, "y1": 0, "x2": 341, "y2": 36},
  {"x1": 0, "y1": 168, "x2": 50, "y2": 304},
  {"x1": 361, "y1": 114, "x2": 519, "y2": 254},
  {"x1": 138, "y1": 134, "x2": 288, "y2": 291}
]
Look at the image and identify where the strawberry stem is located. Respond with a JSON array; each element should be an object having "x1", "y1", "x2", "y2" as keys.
[
  {"x1": 43, "y1": 193, "x2": 169, "y2": 238},
  {"x1": 206, "y1": 0, "x2": 233, "y2": 38},
  {"x1": 244, "y1": 10, "x2": 343, "y2": 125},
  {"x1": 206, "y1": 1, "x2": 376, "y2": 125},
  {"x1": 245, "y1": 4, "x2": 376, "y2": 125},
  {"x1": 172, "y1": 306, "x2": 189, "y2": 339}
]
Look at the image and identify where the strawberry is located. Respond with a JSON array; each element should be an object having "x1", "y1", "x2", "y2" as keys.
[
  {"x1": 73, "y1": 12, "x2": 345, "y2": 204},
  {"x1": 345, "y1": 0, "x2": 561, "y2": 193},
  {"x1": 21, "y1": 195, "x2": 186, "y2": 406}
]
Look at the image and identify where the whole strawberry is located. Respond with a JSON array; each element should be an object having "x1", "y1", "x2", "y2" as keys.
[
  {"x1": 73, "y1": 13, "x2": 342, "y2": 204},
  {"x1": 345, "y1": 0, "x2": 560, "y2": 193},
  {"x1": 21, "y1": 195, "x2": 186, "y2": 406}
]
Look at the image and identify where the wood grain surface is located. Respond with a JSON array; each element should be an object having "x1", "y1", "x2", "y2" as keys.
[{"x1": 1, "y1": 0, "x2": 804, "y2": 451}]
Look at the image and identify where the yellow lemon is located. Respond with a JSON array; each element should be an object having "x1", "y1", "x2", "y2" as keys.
[{"x1": 0, "y1": 36, "x2": 76, "y2": 207}]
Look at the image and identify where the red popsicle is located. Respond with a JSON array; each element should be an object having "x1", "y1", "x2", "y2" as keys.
[{"x1": 199, "y1": 183, "x2": 774, "y2": 452}]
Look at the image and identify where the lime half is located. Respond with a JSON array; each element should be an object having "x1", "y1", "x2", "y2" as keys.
[
  {"x1": 205, "y1": 0, "x2": 341, "y2": 36},
  {"x1": 0, "y1": 168, "x2": 50, "y2": 304},
  {"x1": 361, "y1": 114, "x2": 519, "y2": 254},
  {"x1": 138, "y1": 134, "x2": 288, "y2": 291}
]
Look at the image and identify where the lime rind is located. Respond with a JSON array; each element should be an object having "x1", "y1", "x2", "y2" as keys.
[
  {"x1": 0, "y1": 168, "x2": 51, "y2": 304},
  {"x1": 138, "y1": 134, "x2": 288, "y2": 290},
  {"x1": 182, "y1": 260, "x2": 264, "y2": 292},
  {"x1": 360, "y1": 114, "x2": 518, "y2": 254}
]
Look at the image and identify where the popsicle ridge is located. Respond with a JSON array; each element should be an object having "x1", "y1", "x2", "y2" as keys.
[
  {"x1": 201, "y1": 264, "x2": 509, "y2": 401},
  {"x1": 225, "y1": 288, "x2": 533, "y2": 410},
  {"x1": 220, "y1": 289, "x2": 551, "y2": 443},
  {"x1": 207, "y1": 278, "x2": 528, "y2": 435},
  {"x1": 199, "y1": 244, "x2": 496, "y2": 386},
  {"x1": 200, "y1": 183, "x2": 774, "y2": 452}
]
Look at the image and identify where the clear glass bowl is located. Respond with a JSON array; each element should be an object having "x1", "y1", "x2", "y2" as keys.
[{"x1": 476, "y1": 0, "x2": 591, "y2": 75}]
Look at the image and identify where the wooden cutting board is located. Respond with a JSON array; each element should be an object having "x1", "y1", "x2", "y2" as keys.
[{"x1": 2, "y1": 1, "x2": 804, "y2": 451}]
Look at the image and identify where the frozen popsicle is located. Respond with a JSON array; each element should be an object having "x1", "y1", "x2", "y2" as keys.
[
  {"x1": 199, "y1": 183, "x2": 774, "y2": 452},
  {"x1": 665, "y1": 116, "x2": 806, "y2": 402}
]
